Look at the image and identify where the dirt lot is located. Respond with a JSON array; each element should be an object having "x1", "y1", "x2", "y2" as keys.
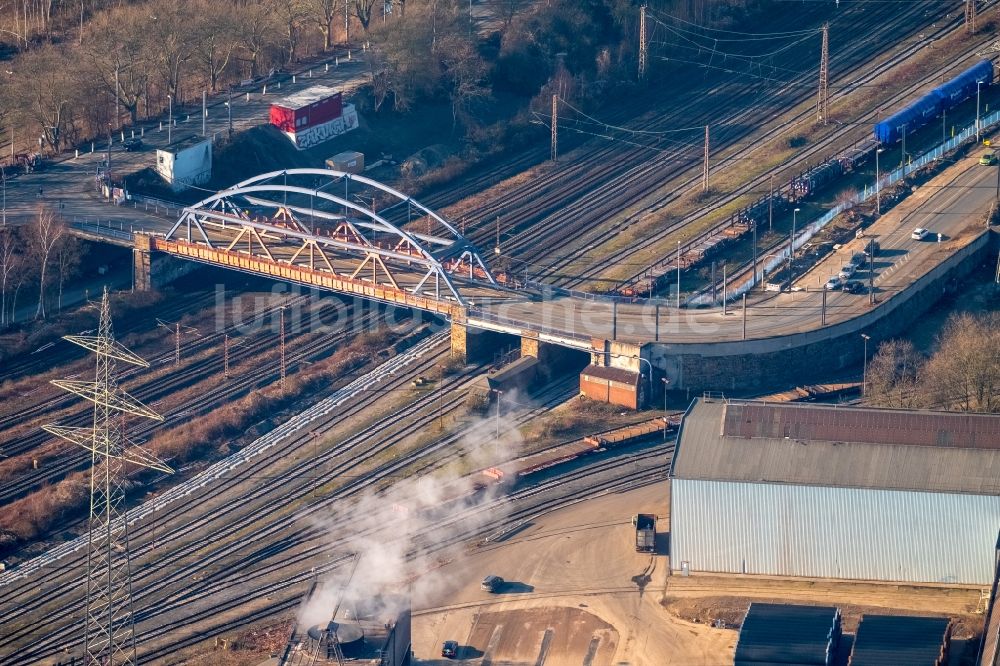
[
  {"x1": 412, "y1": 482, "x2": 735, "y2": 665},
  {"x1": 412, "y1": 480, "x2": 988, "y2": 665}
]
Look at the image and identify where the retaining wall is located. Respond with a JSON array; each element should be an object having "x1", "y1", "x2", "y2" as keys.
[{"x1": 646, "y1": 229, "x2": 997, "y2": 391}]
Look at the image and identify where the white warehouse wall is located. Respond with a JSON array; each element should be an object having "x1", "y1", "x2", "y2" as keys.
[{"x1": 670, "y1": 479, "x2": 1000, "y2": 585}]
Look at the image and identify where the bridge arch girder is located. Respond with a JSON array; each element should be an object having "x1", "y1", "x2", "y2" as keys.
[{"x1": 164, "y1": 169, "x2": 498, "y2": 305}]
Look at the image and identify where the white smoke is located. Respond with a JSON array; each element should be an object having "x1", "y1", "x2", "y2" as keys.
[{"x1": 297, "y1": 386, "x2": 532, "y2": 628}]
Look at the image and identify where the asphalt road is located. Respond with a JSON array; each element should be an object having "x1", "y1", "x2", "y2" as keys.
[
  {"x1": 0, "y1": 49, "x2": 369, "y2": 228},
  {"x1": 475, "y1": 154, "x2": 999, "y2": 344}
]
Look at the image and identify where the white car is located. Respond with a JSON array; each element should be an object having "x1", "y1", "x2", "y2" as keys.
[
  {"x1": 838, "y1": 264, "x2": 857, "y2": 280},
  {"x1": 824, "y1": 276, "x2": 842, "y2": 290},
  {"x1": 911, "y1": 227, "x2": 929, "y2": 240}
]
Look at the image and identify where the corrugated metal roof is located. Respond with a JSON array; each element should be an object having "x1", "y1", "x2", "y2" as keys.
[
  {"x1": 580, "y1": 364, "x2": 639, "y2": 385},
  {"x1": 672, "y1": 399, "x2": 1000, "y2": 495},
  {"x1": 735, "y1": 602, "x2": 839, "y2": 665},
  {"x1": 723, "y1": 402, "x2": 1000, "y2": 448},
  {"x1": 670, "y1": 479, "x2": 1000, "y2": 584},
  {"x1": 849, "y1": 615, "x2": 950, "y2": 666}
]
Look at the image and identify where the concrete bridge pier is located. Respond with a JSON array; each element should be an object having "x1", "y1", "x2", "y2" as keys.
[
  {"x1": 133, "y1": 234, "x2": 198, "y2": 292},
  {"x1": 449, "y1": 321, "x2": 518, "y2": 363}
]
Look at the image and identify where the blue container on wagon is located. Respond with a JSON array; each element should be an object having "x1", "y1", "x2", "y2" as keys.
[
  {"x1": 932, "y1": 59, "x2": 994, "y2": 108},
  {"x1": 873, "y1": 93, "x2": 941, "y2": 144},
  {"x1": 874, "y1": 59, "x2": 995, "y2": 145}
]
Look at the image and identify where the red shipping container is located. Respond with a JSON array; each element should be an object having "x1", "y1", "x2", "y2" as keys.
[{"x1": 269, "y1": 85, "x2": 343, "y2": 134}]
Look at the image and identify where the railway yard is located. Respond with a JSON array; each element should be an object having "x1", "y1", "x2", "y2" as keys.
[{"x1": 1, "y1": 1, "x2": 1000, "y2": 665}]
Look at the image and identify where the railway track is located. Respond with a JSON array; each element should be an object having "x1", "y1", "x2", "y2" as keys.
[
  {"x1": 132, "y1": 439, "x2": 670, "y2": 662},
  {"x1": 401, "y1": 3, "x2": 976, "y2": 296},
  {"x1": 0, "y1": 345, "x2": 581, "y2": 661},
  {"x1": 0, "y1": 291, "x2": 309, "y2": 435},
  {"x1": 521, "y1": 6, "x2": 985, "y2": 291},
  {"x1": 564, "y1": 30, "x2": 1000, "y2": 296},
  {"x1": 0, "y1": 294, "x2": 380, "y2": 503},
  {"x1": 0, "y1": 290, "x2": 221, "y2": 385},
  {"x1": 7, "y1": 408, "x2": 662, "y2": 662},
  {"x1": 0, "y1": 332, "x2": 458, "y2": 597}
]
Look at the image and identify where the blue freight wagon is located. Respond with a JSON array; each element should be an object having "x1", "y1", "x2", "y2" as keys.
[
  {"x1": 873, "y1": 92, "x2": 940, "y2": 144},
  {"x1": 874, "y1": 59, "x2": 995, "y2": 145},
  {"x1": 932, "y1": 59, "x2": 994, "y2": 107}
]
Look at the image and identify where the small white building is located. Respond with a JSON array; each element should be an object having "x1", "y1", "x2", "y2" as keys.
[{"x1": 156, "y1": 137, "x2": 212, "y2": 191}]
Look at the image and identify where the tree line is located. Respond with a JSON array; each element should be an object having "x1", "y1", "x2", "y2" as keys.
[
  {"x1": 864, "y1": 312, "x2": 1000, "y2": 413},
  {"x1": 0, "y1": 0, "x2": 766, "y2": 159}
]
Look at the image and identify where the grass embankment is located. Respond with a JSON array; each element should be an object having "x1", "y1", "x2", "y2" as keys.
[{"x1": 0, "y1": 329, "x2": 397, "y2": 558}]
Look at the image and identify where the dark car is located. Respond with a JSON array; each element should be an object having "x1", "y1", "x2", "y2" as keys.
[
  {"x1": 123, "y1": 137, "x2": 143, "y2": 152},
  {"x1": 442, "y1": 640, "x2": 459, "y2": 658},
  {"x1": 481, "y1": 574, "x2": 504, "y2": 593},
  {"x1": 843, "y1": 280, "x2": 867, "y2": 294}
]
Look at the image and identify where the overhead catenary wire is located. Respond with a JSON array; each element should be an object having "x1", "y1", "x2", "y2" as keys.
[{"x1": 645, "y1": 8, "x2": 822, "y2": 39}]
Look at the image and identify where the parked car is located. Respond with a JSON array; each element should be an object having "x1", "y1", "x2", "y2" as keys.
[
  {"x1": 911, "y1": 227, "x2": 929, "y2": 240},
  {"x1": 123, "y1": 137, "x2": 143, "y2": 152},
  {"x1": 481, "y1": 575, "x2": 504, "y2": 593},
  {"x1": 838, "y1": 264, "x2": 857, "y2": 280},
  {"x1": 824, "y1": 276, "x2": 843, "y2": 290},
  {"x1": 843, "y1": 280, "x2": 867, "y2": 294},
  {"x1": 980, "y1": 152, "x2": 998, "y2": 166},
  {"x1": 441, "y1": 640, "x2": 459, "y2": 658}
]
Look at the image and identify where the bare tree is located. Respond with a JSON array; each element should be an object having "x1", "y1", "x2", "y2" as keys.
[
  {"x1": 486, "y1": 0, "x2": 528, "y2": 31},
  {"x1": 271, "y1": 0, "x2": 311, "y2": 65},
  {"x1": 0, "y1": 228, "x2": 23, "y2": 328},
  {"x1": 235, "y1": 1, "x2": 279, "y2": 78},
  {"x1": 865, "y1": 338, "x2": 924, "y2": 409},
  {"x1": 147, "y1": 2, "x2": 196, "y2": 102},
  {"x1": 352, "y1": 0, "x2": 378, "y2": 32},
  {"x1": 83, "y1": 7, "x2": 150, "y2": 124},
  {"x1": 922, "y1": 312, "x2": 1000, "y2": 412},
  {"x1": 9, "y1": 44, "x2": 82, "y2": 153},
  {"x1": 30, "y1": 206, "x2": 64, "y2": 320},
  {"x1": 439, "y1": 33, "x2": 490, "y2": 131},
  {"x1": 191, "y1": 4, "x2": 239, "y2": 92},
  {"x1": 304, "y1": 0, "x2": 343, "y2": 50}
]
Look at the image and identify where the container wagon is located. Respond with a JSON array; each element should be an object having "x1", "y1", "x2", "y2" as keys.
[{"x1": 874, "y1": 59, "x2": 994, "y2": 145}]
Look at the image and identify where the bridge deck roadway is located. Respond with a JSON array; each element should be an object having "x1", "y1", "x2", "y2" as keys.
[{"x1": 472, "y1": 153, "x2": 998, "y2": 346}]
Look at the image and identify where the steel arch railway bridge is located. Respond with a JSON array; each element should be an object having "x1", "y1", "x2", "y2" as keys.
[{"x1": 142, "y1": 168, "x2": 513, "y2": 316}]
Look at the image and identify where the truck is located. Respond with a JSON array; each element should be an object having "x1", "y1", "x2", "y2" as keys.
[{"x1": 633, "y1": 514, "x2": 656, "y2": 553}]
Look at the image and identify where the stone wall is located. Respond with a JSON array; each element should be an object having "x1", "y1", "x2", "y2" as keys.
[{"x1": 646, "y1": 229, "x2": 997, "y2": 392}]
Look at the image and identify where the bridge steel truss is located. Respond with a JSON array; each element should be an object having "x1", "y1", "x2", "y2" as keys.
[{"x1": 162, "y1": 169, "x2": 497, "y2": 307}]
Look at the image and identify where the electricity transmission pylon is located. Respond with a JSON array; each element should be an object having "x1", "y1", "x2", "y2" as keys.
[{"x1": 44, "y1": 288, "x2": 172, "y2": 666}]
